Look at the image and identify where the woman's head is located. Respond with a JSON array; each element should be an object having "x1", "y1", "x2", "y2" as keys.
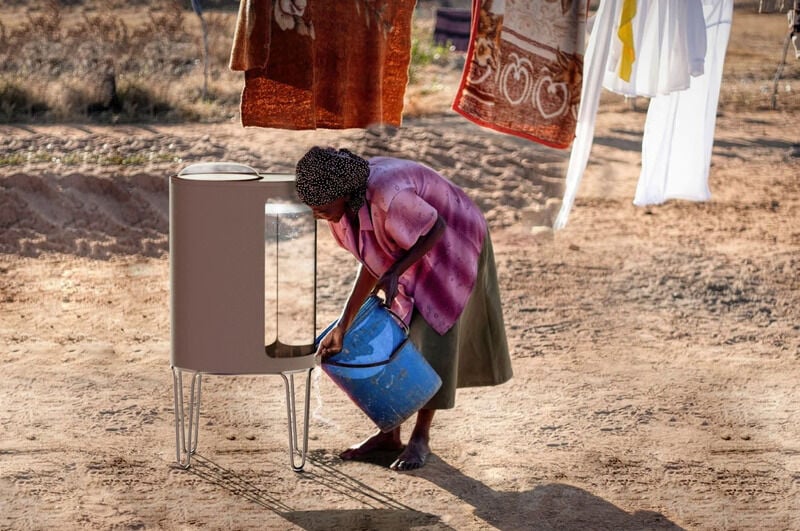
[{"x1": 295, "y1": 147, "x2": 370, "y2": 220}]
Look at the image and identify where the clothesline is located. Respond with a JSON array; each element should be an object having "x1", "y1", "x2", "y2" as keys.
[{"x1": 229, "y1": 0, "x2": 734, "y2": 230}]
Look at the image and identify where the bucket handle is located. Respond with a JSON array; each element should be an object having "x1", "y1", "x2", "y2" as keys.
[
  {"x1": 315, "y1": 294, "x2": 409, "y2": 344},
  {"x1": 315, "y1": 295, "x2": 412, "y2": 368},
  {"x1": 360, "y1": 290, "x2": 410, "y2": 335},
  {"x1": 322, "y1": 338, "x2": 412, "y2": 368},
  {"x1": 370, "y1": 293, "x2": 410, "y2": 335}
]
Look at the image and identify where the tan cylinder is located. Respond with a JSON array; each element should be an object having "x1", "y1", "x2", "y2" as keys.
[{"x1": 170, "y1": 163, "x2": 316, "y2": 374}]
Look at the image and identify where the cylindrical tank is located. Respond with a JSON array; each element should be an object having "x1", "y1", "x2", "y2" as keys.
[{"x1": 170, "y1": 162, "x2": 316, "y2": 374}]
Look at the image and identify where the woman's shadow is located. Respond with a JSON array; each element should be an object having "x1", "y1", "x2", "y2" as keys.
[{"x1": 416, "y1": 457, "x2": 685, "y2": 531}]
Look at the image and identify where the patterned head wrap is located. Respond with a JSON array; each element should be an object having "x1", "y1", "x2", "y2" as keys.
[{"x1": 295, "y1": 147, "x2": 370, "y2": 214}]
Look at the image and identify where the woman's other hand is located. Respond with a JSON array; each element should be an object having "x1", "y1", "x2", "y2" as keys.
[
  {"x1": 317, "y1": 324, "x2": 345, "y2": 358},
  {"x1": 374, "y1": 215, "x2": 446, "y2": 306},
  {"x1": 375, "y1": 267, "x2": 400, "y2": 305}
]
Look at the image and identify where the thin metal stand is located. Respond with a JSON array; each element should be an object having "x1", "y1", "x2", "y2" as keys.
[
  {"x1": 771, "y1": 30, "x2": 794, "y2": 109},
  {"x1": 769, "y1": 0, "x2": 799, "y2": 108},
  {"x1": 171, "y1": 366, "x2": 313, "y2": 472},
  {"x1": 281, "y1": 368, "x2": 313, "y2": 472},
  {"x1": 173, "y1": 368, "x2": 202, "y2": 469}
]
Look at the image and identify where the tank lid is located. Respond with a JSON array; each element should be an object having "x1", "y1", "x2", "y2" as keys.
[{"x1": 177, "y1": 162, "x2": 261, "y2": 181}]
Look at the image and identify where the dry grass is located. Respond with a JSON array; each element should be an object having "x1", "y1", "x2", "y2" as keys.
[
  {"x1": 0, "y1": 0, "x2": 243, "y2": 123},
  {"x1": 0, "y1": 1, "x2": 797, "y2": 123}
]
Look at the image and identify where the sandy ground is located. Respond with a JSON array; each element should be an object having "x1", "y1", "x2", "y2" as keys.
[{"x1": 2, "y1": 8, "x2": 800, "y2": 531}]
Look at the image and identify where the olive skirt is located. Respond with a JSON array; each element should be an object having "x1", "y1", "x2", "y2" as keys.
[{"x1": 408, "y1": 232, "x2": 513, "y2": 410}]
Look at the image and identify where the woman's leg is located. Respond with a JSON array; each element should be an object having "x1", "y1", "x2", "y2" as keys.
[
  {"x1": 339, "y1": 427, "x2": 403, "y2": 460},
  {"x1": 390, "y1": 408, "x2": 435, "y2": 471}
]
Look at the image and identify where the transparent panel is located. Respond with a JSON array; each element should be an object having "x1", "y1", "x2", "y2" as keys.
[{"x1": 265, "y1": 201, "x2": 316, "y2": 357}]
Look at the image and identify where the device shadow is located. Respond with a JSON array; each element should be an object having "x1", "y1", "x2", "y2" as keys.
[{"x1": 186, "y1": 452, "x2": 453, "y2": 530}]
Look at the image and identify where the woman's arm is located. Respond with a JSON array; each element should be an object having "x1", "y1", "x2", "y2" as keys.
[
  {"x1": 317, "y1": 263, "x2": 377, "y2": 357},
  {"x1": 339, "y1": 263, "x2": 379, "y2": 330},
  {"x1": 318, "y1": 214, "x2": 446, "y2": 357},
  {"x1": 376, "y1": 214, "x2": 446, "y2": 304}
]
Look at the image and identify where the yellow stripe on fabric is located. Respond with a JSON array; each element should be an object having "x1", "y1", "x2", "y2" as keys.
[{"x1": 617, "y1": 0, "x2": 637, "y2": 82}]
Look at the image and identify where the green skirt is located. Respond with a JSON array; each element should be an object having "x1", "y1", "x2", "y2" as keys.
[{"x1": 408, "y1": 232, "x2": 512, "y2": 410}]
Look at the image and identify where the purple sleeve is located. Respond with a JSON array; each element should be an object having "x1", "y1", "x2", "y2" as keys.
[{"x1": 384, "y1": 189, "x2": 437, "y2": 250}]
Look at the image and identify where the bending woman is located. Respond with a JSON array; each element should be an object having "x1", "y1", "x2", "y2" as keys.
[{"x1": 295, "y1": 146, "x2": 512, "y2": 471}]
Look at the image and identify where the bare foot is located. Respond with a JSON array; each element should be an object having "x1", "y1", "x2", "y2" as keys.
[
  {"x1": 390, "y1": 436, "x2": 430, "y2": 471},
  {"x1": 339, "y1": 429, "x2": 403, "y2": 460}
]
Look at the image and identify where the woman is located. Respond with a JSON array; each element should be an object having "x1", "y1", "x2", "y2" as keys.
[{"x1": 296, "y1": 146, "x2": 512, "y2": 471}]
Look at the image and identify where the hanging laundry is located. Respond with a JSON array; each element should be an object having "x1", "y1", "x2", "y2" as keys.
[
  {"x1": 791, "y1": 0, "x2": 800, "y2": 59},
  {"x1": 554, "y1": 0, "x2": 712, "y2": 228},
  {"x1": 634, "y1": 0, "x2": 733, "y2": 206},
  {"x1": 604, "y1": 0, "x2": 707, "y2": 97},
  {"x1": 554, "y1": 0, "x2": 619, "y2": 229},
  {"x1": 229, "y1": 0, "x2": 272, "y2": 73},
  {"x1": 229, "y1": 0, "x2": 416, "y2": 130},
  {"x1": 453, "y1": 0, "x2": 589, "y2": 149}
]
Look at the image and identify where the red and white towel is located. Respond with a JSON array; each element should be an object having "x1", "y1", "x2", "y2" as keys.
[{"x1": 453, "y1": 0, "x2": 589, "y2": 149}]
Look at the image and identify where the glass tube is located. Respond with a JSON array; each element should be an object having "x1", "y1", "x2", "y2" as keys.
[{"x1": 264, "y1": 201, "x2": 315, "y2": 357}]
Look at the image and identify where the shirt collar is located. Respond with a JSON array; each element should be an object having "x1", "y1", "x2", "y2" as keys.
[
  {"x1": 356, "y1": 204, "x2": 373, "y2": 232},
  {"x1": 329, "y1": 204, "x2": 373, "y2": 254}
]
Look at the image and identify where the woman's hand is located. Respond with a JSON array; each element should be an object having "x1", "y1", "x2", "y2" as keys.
[
  {"x1": 375, "y1": 267, "x2": 400, "y2": 305},
  {"x1": 317, "y1": 324, "x2": 345, "y2": 359},
  {"x1": 374, "y1": 216, "x2": 446, "y2": 306}
]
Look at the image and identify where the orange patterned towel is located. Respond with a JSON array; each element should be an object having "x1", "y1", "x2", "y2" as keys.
[
  {"x1": 453, "y1": 0, "x2": 588, "y2": 149},
  {"x1": 230, "y1": 0, "x2": 415, "y2": 130}
]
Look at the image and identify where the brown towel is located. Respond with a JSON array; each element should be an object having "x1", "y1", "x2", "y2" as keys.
[
  {"x1": 229, "y1": 0, "x2": 272, "y2": 72},
  {"x1": 230, "y1": 0, "x2": 415, "y2": 130}
]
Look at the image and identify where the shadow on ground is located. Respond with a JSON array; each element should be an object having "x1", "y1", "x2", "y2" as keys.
[
  {"x1": 416, "y1": 457, "x2": 685, "y2": 531},
  {"x1": 185, "y1": 453, "x2": 450, "y2": 530},
  {"x1": 183, "y1": 451, "x2": 683, "y2": 530}
]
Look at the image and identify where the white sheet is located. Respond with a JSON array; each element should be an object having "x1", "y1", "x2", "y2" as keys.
[{"x1": 634, "y1": 0, "x2": 733, "y2": 206}]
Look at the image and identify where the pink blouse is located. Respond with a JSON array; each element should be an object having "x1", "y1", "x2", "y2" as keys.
[{"x1": 328, "y1": 157, "x2": 487, "y2": 334}]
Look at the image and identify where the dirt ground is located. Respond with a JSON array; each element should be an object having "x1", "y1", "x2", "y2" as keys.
[{"x1": 1, "y1": 6, "x2": 800, "y2": 531}]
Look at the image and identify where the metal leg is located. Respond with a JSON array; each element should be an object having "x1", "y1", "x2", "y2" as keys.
[
  {"x1": 280, "y1": 368, "x2": 313, "y2": 472},
  {"x1": 172, "y1": 368, "x2": 202, "y2": 469},
  {"x1": 771, "y1": 27, "x2": 795, "y2": 109}
]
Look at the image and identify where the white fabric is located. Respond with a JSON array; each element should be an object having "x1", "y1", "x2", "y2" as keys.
[
  {"x1": 604, "y1": 0, "x2": 707, "y2": 97},
  {"x1": 553, "y1": 0, "x2": 619, "y2": 230},
  {"x1": 634, "y1": 0, "x2": 733, "y2": 206},
  {"x1": 554, "y1": 0, "x2": 716, "y2": 229}
]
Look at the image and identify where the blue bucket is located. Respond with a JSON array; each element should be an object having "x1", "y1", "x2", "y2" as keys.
[{"x1": 317, "y1": 296, "x2": 442, "y2": 432}]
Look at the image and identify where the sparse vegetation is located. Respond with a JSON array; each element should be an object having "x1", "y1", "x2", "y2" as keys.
[
  {"x1": 0, "y1": 79, "x2": 49, "y2": 121},
  {"x1": 409, "y1": 35, "x2": 456, "y2": 84},
  {"x1": 0, "y1": 0, "x2": 241, "y2": 123},
  {"x1": 0, "y1": 149, "x2": 180, "y2": 166}
]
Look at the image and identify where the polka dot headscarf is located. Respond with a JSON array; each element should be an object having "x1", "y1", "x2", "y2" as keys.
[{"x1": 295, "y1": 146, "x2": 370, "y2": 214}]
